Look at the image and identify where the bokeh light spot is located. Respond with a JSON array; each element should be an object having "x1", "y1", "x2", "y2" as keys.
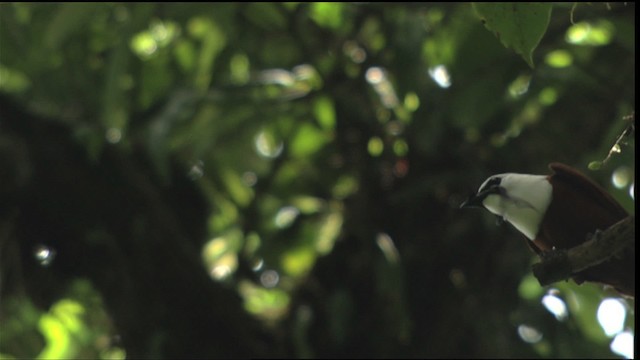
[
  {"x1": 542, "y1": 292, "x2": 568, "y2": 321},
  {"x1": 34, "y1": 244, "x2": 57, "y2": 267},
  {"x1": 517, "y1": 324, "x2": 543, "y2": 344},
  {"x1": 597, "y1": 298, "x2": 626, "y2": 337}
]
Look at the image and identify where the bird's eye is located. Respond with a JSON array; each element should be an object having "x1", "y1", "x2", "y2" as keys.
[
  {"x1": 487, "y1": 177, "x2": 501, "y2": 187},
  {"x1": 479, "y1": 176, "x2": 501, "y2": 192}
]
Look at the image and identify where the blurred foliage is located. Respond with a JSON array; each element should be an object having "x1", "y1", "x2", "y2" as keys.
[{"x1": 0, "y1": 2, "x2": 635, "y2": 359}]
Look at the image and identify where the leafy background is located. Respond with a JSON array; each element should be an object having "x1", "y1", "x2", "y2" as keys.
[{"x1": 0, "y1": 3, "x2": 635, "y2": 359}]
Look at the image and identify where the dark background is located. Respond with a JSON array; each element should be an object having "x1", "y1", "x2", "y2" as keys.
[{"x1": 0, "y1": 3, "x2": 635, "y2": 358}]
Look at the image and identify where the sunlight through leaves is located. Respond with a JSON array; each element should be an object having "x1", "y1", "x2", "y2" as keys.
[{"x1": 33, "y1": 244, "x2": 56, "y2": 267}]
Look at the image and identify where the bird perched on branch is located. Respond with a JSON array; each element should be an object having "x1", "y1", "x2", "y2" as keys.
[{"x1": 461, "y1": 163, "x2": 634, "y2": 296}]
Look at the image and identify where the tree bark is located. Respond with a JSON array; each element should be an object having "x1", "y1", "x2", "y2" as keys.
[{"x1": 532, "y1": 215, "x2": 635, "y2": 297}]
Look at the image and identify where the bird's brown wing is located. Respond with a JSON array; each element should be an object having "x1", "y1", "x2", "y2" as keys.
[
  {"x1": 548, "y1": 163, "x2": 628, "y2": 219},
  {"x1": 540, "y1": 163, "x2": 633, "y2": 295}
]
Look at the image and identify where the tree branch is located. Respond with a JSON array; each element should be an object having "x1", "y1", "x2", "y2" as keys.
[{"x1": 532, "y1": 215, "x2": 635, "y2": 295}]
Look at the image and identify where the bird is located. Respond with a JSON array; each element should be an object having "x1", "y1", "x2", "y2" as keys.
[{"x1": 460, "y1": 162, "x2": 634, "y2": 296}]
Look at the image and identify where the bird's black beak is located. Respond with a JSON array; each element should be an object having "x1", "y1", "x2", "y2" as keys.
[
  {"x1": 460, "y1": 193, "x2": 483, "y2": 209},
  {"x1": 460, "y1": 185, "x2": 502, "y2": 209}
]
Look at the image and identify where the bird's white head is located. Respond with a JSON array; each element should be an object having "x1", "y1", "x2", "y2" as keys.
[{"x1": 462, "y1": 172, "x2": 553, "y2": 240}]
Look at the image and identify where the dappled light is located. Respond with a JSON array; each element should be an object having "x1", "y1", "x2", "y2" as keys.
[
  {"x1": 517, "y1": 324, "x2": 543, "y2": 344},
  {"x1": 428, "y1": 65, "x2": 452, "y2": 88},
  {"x1": 541, "y1": 291, "x2": 569, "y2": 321},
  {"x1": 255, "y1": 130, "x2": 284, "y2": 159},
  {"x1": 343, "y1": 41, "x2": 367, "y2": 64},
  {"x1": 187, "y1": 159, "x2": 205, "y2": 180},
  {"x1": 611, "y1": 331, "x2": 634, "y2": 359},
  {"x1": 367, "y1": 136, "x2": 384, "y2": 157},
  {"x1": 202, "y1": 235, "x2": 240, "y2": 281},
  {"x1": 537, "y1": 87, "x2": 559, "y2": 106},
  {"x1": 33, "y1": 245, "x2": 56, "y2": 267},
  {"x1": 544, "y1": 50, "x2": 573, "y2": 68},
  {"x1": 597, "y1": 297, "x2": 633, "y2": 359},
  {"x1": 241, "y1": 171, "x2": 258, "y2": 187},
  {"x1": 105, "y1": 128, "x2": 123, "y2": 144},
  {"x1": 376, "y1": 233, "x2": 400, "y2": 264},
  {"x1": 597, "y1": 298, "x2": 627, "y2": 336},
  {"x1": 565, "y1": 20, "x2": 614, "y2": 46},
  {"x1": 314, "y1": 211, "x2": 343, "y2": 254},
  {"x1": 239, "y1": 281, "x2": 290, "y2": 321},
  {"x1": 507, "y1": 75, "x2": 531, "y2": 98},
  {"x1": 281, "y1": 247, "x2": 315, "y2": 277},
  {"x1": 611, "y1": 166, "x2": 632, "y2": 189},
  {"x1": 260, "y1": 269, "x2": 280, "y2": 288},
  {"x1": 0, "y1": 280, "x2": 124, "y2": 359},
  {"x1": 366, "y1": 67, "x2": 400, "y2": 108},
  {"x1": 274, "y1": 206, "x2": 300, "y2": 228},
  {"x1": 0, "y1": 3, "x2": 634, "y2": 358}
]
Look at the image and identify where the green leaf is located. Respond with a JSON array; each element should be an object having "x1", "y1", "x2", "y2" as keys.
[
  {"x1": 472, "y1": 3, "x2": 552, "y2": 67},
  {"x1": 310, "y1": 3, "x2": 344, "y2": 30},
  {"x1": 188, "y1": 17, "x2": 227, "y2": 91},
  {"x1": 313, "y1": 95, "x2": 336, "y2": 130},
  {"x1": 289, "y1": 123, "x2": 329, "y2": 158}
]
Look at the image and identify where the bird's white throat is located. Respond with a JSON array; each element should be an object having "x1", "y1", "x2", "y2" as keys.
[{"x1": 481, "y1": 173, "x2": 553, "y2": 240}]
